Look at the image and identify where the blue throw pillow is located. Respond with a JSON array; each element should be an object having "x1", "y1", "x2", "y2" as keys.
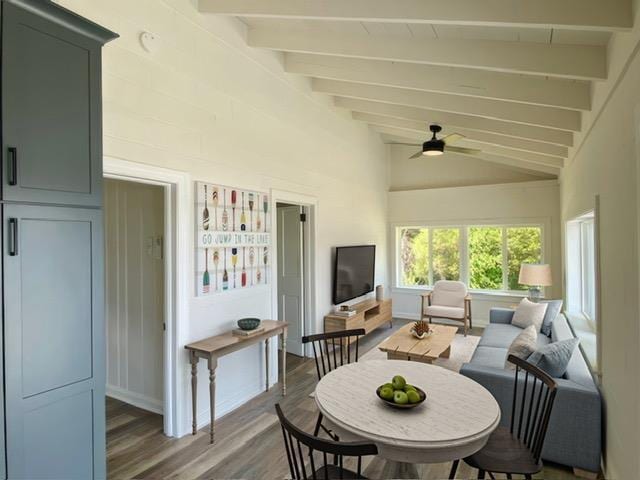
[
  {"x1": 540, "y1": 299, "x2": 563, "y2": 336},
  {"x1": 528, "y1": 338, "x2": 578, "y2": 378}
]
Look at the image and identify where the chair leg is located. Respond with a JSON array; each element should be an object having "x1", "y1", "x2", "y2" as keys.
[
  {"x1": 524, "y1": 475, "x2": 532, "y2": 480},
  {"x1": 448, "y1": 459, "x2": 459, "y2": 479},
  {"x1": 478, "y1": 470, "x2": 485, "y2": 479}
]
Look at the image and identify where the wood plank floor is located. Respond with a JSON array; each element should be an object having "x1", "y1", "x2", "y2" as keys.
[{"x1": 107, "y1": 320, "x2": 587, "y2": 479}]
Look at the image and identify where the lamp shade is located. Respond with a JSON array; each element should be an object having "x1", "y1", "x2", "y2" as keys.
[{"x1": 518, "y1": 263, "x2": 552, "y2": 286}]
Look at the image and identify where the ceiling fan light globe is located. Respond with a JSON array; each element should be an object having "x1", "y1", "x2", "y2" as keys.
[{"x1": 423, "y1": 150, "x2": 443, "y2": 156}]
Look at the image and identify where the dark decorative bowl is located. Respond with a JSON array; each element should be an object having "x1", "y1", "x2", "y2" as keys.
[
  {"x1": 237, "y1": 318, "x2": 261, "y2": 331},
  {"x1": 376, "y1": 385, "x2": 426, "y2": 409}
]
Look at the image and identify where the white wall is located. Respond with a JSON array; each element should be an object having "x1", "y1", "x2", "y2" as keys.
[
  {"x1": 388, "y1": 180, "x2": 562, "y2": 326},
  {"x1": 389, "y1": 144, "x2": 553, "y2": 192},
  {"x1": 104, "y1": 179, "x2": 165, "y2": 414},
  {"x1": 560, "y1": 43, "x2": 640, "y2": 479},
  {"x1": 55, "y1": 0, "x2": 389, "y2": 436}
]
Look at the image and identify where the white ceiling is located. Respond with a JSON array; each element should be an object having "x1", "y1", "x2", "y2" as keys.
[{"x1": 198, "y1": 0, "x2": 633, "y2": 177}]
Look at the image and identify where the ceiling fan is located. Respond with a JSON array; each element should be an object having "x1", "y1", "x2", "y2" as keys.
[{"x1": 391, "y1": 124, "x2": 482, "y2": 159}]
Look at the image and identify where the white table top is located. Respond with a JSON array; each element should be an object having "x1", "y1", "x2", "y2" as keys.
[{"x1": 315, "y1": 360, "x2": 501, "y2": 463}]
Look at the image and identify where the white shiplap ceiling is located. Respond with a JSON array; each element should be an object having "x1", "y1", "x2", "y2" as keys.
[{"x1": 198, "y1": 0, "x2": 632, "y2": 177}]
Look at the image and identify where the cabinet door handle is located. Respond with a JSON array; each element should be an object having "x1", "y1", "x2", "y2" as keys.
[
  {"x1": 8, "y1": 218, "x2": 18, "y2": 256},
  {"x1": 7, "y1": 147, "x2": 17, "y2": 186}
]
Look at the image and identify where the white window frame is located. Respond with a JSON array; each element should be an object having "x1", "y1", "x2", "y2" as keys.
[
  {"x1": 394, "y1": 222, "x2": 545, "y2": 295},
  {"x1": 566, "y1": 211, "x2": 597, "y2": 329}
]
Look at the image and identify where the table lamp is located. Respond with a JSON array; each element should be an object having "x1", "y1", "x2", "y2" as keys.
[{"x1": 518, "y1": 263, "x2": 552, "y2": 302}]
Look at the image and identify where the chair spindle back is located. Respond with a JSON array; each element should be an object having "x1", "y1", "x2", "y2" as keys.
[{"x1": 302, "y1": 329, "x2": 366, "y2": 381}]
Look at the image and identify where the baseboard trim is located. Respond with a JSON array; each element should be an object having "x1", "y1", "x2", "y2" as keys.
[{"x1": 107, "y1": 384, "x2": 163, "y2": 415}]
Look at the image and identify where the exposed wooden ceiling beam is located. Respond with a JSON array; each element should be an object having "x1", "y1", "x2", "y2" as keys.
[
  {"x1": 377, "y1": 128, "x2": 561, "y2": 176},
  {"x1": 335, "y1": 98, "x2": 574, "y2": 147},
  {"x1": 315, "y1": 79, "x2": 580, "y2": 131},
  {"x1": 247, "y1": 29, "x2": 606, "y2": 79},
  {"x1": 373, "y1": 126, "x2": 563, "y2": 169},
  {"x1": 198, "y1": 0, "x2": 632, "y2": 30},
  {"x1": 353, "y1": 112, "x2": 568, "y2": 158},
  {"x1": 285, "y1": 54, "x2": 591, "y2": 111}
]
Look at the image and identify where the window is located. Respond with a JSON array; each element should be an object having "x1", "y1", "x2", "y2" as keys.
[
  {"x1": 397, "y1": 224, "x2": 543, "y2": 292},
  {"x1": 567, "y1": 213, "x2": 596, "y2": 323}
]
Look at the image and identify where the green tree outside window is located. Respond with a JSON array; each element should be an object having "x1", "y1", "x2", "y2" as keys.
[{"x1": 469, "y1": 227, "x2": 503, "y2": 289}]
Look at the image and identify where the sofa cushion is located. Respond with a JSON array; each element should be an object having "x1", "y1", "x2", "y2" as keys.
[
  {"x1": 540, "y1": 299, "x2": 563, "y2": 336},
  {"x1": 424, "y1": 305, "x2": 465, "y2": 319},
  {"x1": 479, "y1": 323, "x2": 550, "y2": 349},
  {"x1": 512, "y1": 298, "x2": 548, "y2": 331},
  {"x1": 470, "y1": 346, "x2": 508, "y2": 369},
  {"x1": 528, "y1": 338, "x2": 579, "y2": 377},
  {"x1": 505, "y1": 325, "x2": 538, "y2": 369},
  {"x1": 552, "y1": 314, "x2": 595, "y2": 388}
]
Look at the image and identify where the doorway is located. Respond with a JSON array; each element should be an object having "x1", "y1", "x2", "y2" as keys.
[
  {"x1": 104, "y1": 179, "x2": 165, "y2": 416},
  {"x1": 273, "y1": 191, "x2": 317, "y2": 359}
]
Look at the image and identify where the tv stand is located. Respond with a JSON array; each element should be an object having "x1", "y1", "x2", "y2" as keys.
[{"x1": 324, "y1": 298, "x2": 392, "y2": 336}]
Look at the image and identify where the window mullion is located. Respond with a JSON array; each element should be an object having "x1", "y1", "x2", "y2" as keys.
[
  {"x1": 502, "y1": 227, "x2": 509, "y2": 291},
  {"x1": 428, "y1": 228, "x2": 433, "y2": 286}
]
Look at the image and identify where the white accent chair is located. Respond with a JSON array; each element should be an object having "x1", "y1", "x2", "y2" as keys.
[{"x1": 421, "y1": 280, "x2": 472, "y2": 336}]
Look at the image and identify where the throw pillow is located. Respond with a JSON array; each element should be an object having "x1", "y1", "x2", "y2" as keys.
[
  {"x1": 511, "y1": 298, "x2": 548, "y2": 332},
  {"x1": 528, "y1": 338, "x2": 579, "y2": 378},
  {"x1": 540, "y1": 299, "x2": 563, "y2": 337},
  {"x1": 505, "y1": 325, "x2": 538, "y2": 370}
]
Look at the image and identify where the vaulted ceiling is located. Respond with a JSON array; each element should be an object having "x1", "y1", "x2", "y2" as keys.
[{"x1": 198, "y1": 0, "x2": 634, "y2": 177}]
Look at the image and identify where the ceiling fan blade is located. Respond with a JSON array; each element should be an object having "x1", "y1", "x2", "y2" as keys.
[
  {"x1": 446, "y1": 146, "x2": 482, "y2": 155},
  {"x1": 442, "y1": 133, "x2": 465, "y2": 145},
  {"x1": 409, "y1": 151, "x2": 423, "y2": 159},
  {"x1": 388, "y1": 142, "x2": 422, "y2": 146}
]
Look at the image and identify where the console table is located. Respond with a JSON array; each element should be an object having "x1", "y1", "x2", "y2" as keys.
[{"x1": 184, "y1": 320, "x2": 288, "y2": 443}]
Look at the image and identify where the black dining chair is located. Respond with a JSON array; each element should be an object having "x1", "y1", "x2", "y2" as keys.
[
  {"x1": 276, "y1": 403, "x2": 378, "y2": 480},
  {"x1": 302, "y1": 329, "x2": 366, "y2": 439},
  {"x1": 449, "y1": 354, "x2": 558, "y2": 479}
]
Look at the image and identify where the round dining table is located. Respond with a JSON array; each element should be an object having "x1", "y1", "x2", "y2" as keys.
[{"x1": 314, "y1": 359, "x2": 501, "y2": 475}]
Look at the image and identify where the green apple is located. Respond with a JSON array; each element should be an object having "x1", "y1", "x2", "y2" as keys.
[
  {"x1": 394, "y1": 390, "x2": 409, "y2": 405},
  {"x1": 404, "y1": 384, "x2": 417, "y2": 392},
  {"x1": 392, "y1": 375, "x2": 406, "y2": 390},
  {"x1": 382, "y1": 383, "x2": 393, "y2": 390},
  {"x1": 379, "y1": 386, "x2": 394, "y2": 401},
  {"x1": 407, "y1": 390, "x2": 421, "y2": 404}
]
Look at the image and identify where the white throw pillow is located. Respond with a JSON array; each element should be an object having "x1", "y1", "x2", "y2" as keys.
[
  {"x1": 505, "y1": 325, "x2": 538, "y2": 369},
  {"x1": 511, "y1": 298, "x2": 548, "y2": 332}
]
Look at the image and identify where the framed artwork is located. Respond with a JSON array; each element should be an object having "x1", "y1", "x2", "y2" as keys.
[{"x1": 195, "y1": 182, "x2": 270, "y2": 296}]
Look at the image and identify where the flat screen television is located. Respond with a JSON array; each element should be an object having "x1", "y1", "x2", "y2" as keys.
[{"x1": 332, "y1": 245, "x2": 376, "y2": 305}]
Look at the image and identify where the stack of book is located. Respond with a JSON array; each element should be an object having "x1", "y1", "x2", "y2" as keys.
[{"x1": 333, "y1": 309, "x2": 356, "y2": 317}]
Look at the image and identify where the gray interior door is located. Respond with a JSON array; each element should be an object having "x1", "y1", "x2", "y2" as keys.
[
  {"x1": 277, "y1": 205, "x2": 305, "y2": 356},
  {"x1": 1, "y1": 2, "x2": 103, "y2": 206},
  {"x1": 3, "y1": 204, "x2": 105, "y2": 479}
]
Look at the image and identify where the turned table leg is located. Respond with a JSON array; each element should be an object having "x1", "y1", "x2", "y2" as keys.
[
  {"x1": 281, "y1": 329, "x2": 287, "y2": 396},
  {"x1": 265, "y1": 338, "x2": 270, "y2": 392},
  {"x1": 208, "y1": 356, "x2": 217, "y2": 444},
  {"x1": 189, "y1": 351, "x2": 198, "y2": 435}
]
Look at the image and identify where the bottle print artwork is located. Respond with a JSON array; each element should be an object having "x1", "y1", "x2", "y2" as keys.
[{"x1": 203, "y1": 185, "x2": 210, "y2": 231}]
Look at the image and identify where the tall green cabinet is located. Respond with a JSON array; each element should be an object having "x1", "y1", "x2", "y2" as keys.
[{"x1": 1, "y1": 1, "x2": 117, "y2": 478}]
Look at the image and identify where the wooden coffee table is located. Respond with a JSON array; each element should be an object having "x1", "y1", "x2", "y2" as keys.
[{"x1": 378, "y1": 323, "x2": 458, "y2": 363}]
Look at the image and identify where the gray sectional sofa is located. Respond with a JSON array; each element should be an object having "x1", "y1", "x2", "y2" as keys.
[{"x1": 460, "y1": 308, "x2": 601, "y2": 476}]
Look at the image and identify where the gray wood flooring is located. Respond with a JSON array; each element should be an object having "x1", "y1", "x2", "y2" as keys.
[{"x1": 106, "y1": 320, "x2": 586, "y2": 479}]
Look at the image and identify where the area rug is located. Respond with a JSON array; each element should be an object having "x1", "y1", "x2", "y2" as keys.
[{"x1": 360, "y1": 332, "x2": 480, "y2": 372}]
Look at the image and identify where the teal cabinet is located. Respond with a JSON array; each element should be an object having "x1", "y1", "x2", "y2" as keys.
[{"x1": 0, "y1": 1, "x2": 117, "y2": 478}]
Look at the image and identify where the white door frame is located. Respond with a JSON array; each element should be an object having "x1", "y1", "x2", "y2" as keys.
[
  {"x1": 270, "y1": 189, "x2": 318, "y2": 358},
  {"x1": 104, "y1": 156, "x2": 190, "y2": 437}
]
